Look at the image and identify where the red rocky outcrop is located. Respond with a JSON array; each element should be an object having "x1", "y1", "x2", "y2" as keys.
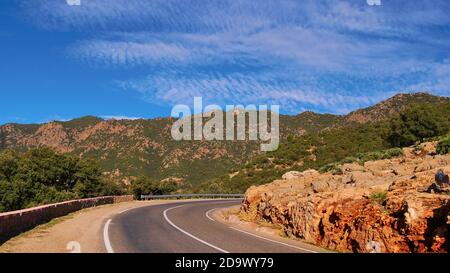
[{"x1": 241, "y1": 143, "x2": 450, "y2": 253}]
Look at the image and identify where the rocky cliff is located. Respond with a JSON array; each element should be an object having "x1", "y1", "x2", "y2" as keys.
[{"x1": 241, "y1": 142, "x2": 450, "y2": 253}]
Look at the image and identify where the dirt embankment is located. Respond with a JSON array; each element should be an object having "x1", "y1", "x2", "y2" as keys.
[{"x1": 241, "y1": 142, "x2": 450, "y2": 253}]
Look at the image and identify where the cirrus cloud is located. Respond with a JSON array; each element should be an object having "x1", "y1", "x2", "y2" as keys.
[{"x1": 21, "y1": 0, "x2": 450, "y2": 114}]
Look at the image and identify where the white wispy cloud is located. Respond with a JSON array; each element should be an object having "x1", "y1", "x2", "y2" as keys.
[
  {"x1": 100, "y1": 115, "x2": 143, "y2": 120},
  {"x1": 400, "y1": 59, "x2": 450, "y2": 96},
  {"x1": 22, "y1": 0, "x2": 450, "y2": 36},
  {"x1": 40, "y1": 116, "x2": 72, "y2": 124},
  {"x1": 117, "y1": 70, "x2": 390, "y2": 114},
  {"x1": 72, "y1": 27, "x2": 433, "y2": 76},
  {"x1": 21, "y1": 0, "x2": 450, "y2": 114},
  {"x1": 70, "y1": 39, "x2": 191, "y2": 66}
]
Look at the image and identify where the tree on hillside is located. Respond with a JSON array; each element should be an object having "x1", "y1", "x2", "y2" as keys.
[
  {"x1": 0, "y1": 149, "x2": 18, "y2": 181},
  {"x1": 14, "y1": 148, "x2": 76, "y2": 191},
  {"x1": 74, "y1": 158, "x2": 124, "y2": 198},
  {"x1": 0, "y1": 179, "x2": 31, "y2": 212},
  {"x1": 387, "y1": 104, "x2": 449, "y2": 147},
  {"x1": 0, "y1": 148, "x2": 123, "y2": 213},
  {"x1": 131, "y1": 176, "x2": 178, "y2": 199}
]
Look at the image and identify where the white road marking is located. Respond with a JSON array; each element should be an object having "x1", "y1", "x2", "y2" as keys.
[
  {"x1": 118, "y1": 208, "x2": 134, "y2": 214},
  {"x1": 229, "y1": 227, "x2": 318, "y2": 253},
  {"x1": 205, "y1": 208, "x2": 217, "y2": 222},
  {"x1": 103, "y1": 219, "x2": 115, "y2": 253},
  {"x1": 66, "y1": 241, "x2": 81, "y2": 253},
  {"x1": 163, "y1": 205, "x2": 229, "y2": 253}
]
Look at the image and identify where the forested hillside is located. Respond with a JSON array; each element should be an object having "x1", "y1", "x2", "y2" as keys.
[
  {"x1": 195, "y1": 100, "x2": 450, "y2": 193},
  {"x1": 0, "y1": 92, "x2": 449, "y2": 209}
]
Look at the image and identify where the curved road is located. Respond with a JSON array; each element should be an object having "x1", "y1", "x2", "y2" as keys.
[{"x1": 104, "y1": 200, "x2": 324, "y2": 253}]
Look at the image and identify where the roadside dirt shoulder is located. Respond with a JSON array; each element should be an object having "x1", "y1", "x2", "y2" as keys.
[
  {"x1": 0, "y1": 200, "x2": 181, "y2": 253},
  {"x1": 212, "y1": 206, "x2": 331, "y2": 253}
]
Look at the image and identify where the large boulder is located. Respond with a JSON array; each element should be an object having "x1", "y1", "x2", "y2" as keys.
[
  {"x1": 312, "y1": 176, "x2": 339, "y2": 193},
  {"x1": 301, "y1": 169, "x2": 320, "y2": 178},
  {"x1": 281, "y1": 169, "x2": 320, "y2": 182},
  {"x1": 312, "y1": 179, "x2": 329, "y2": 193},
  {"x1": 282, "y1": 171, "x2": 303, "y2": 180}
]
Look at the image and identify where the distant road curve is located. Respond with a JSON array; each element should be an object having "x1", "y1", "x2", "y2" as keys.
[{"x1": 105, "y1": 199, "x2": 325, "y2": 253}]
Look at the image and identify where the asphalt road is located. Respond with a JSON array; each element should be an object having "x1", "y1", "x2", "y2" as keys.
[{"x1": 105, "y1": 199, "x2": 324, "y2": 253}]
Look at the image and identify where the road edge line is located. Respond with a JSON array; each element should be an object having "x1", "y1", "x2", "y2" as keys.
[
  {"x1": 205, "y1": 208, "x2": 217, "y2": 222},
  {"x1": 229, "y1": 226, "x2": 317, "y2": 253},
  {"x1": 163, "y1": 205, "x2": 229, "y2": 253},
  {"x1": 103, "y1": 219, "x2": 115, "y2": 253}
]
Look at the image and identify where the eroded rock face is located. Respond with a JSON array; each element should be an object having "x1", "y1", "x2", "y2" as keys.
[
  {"x1": 241, "y1": 143, "x2": 450, "y2": 253},
  {"x1": 282, "y1": 171, "x2": 303, "y2": 180}
]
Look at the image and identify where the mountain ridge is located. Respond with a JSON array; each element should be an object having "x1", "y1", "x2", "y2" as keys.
[{"x1": 0, "y1": 92, "x2": 448, "y2": 188}]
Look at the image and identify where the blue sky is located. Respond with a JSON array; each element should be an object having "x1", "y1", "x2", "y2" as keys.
[{"x1": 0, "y1": 0, "x2": 449, "y2": 125}]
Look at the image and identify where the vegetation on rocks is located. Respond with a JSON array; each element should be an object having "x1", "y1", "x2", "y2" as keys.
[
  {"x1": 437, "y1": 136, "x2": 450, "y2": 155},
  {"x1": 370, "y1": 191, "x2": 388, "y2": 205},
  {"x1": 195, "y1": 97, "x2": 449, "y2": 193}
]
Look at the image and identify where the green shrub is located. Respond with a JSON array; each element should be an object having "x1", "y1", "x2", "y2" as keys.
[
  {"x1": 361, "y1": 151, "x2": 384, "y2": 162},
  {"x1": 370, "y1": 191, "x2": 387, "y2": 205},
  {"x1": 319, "y1": 163, "x2": 342, "y2": 174},
  {"x1": 384, "y1": 148, "x2": 404, "y2": 158},
  {"x1": 131, "y1": 176, "x2": 178, "y2": 199},
  {"x1": 437, "y1": 138, "x2": 450, "y2": 155},
  {"x1": 341, "y1": 157, "x2": 358, "y2": 164},
  {"x1": 359, "y1": 148, "x2": 403, "y2": 163}
]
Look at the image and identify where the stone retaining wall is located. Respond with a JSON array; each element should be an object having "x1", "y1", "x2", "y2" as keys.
[{"x1": 0, "y1": 195, "x2": 134, "y2": 244}]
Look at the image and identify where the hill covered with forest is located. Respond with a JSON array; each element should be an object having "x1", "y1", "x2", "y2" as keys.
[{"x1": 0, "y1": 92, "x2": 448, "y2": 199}]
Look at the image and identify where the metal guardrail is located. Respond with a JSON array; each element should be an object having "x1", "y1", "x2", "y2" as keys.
[{"x1": 140, "y1": 194, "x2": 244, "y2": 200}]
